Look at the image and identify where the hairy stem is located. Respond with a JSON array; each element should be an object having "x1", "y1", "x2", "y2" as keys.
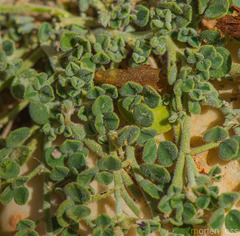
[
  {"x1": 114, "y1": 170, "x2": 123, "y2": 216},
  {"x1": 171, "y1": 114, "x2": 191, "y2": 190},
  {"x1": 43, "y1": 137, "x2": 53, "y2": 236},
  {"x1": 83, "y1": 138, "x2": 107, "y2": 158},
  {"x1": 190, "y1": 142, "x2": 220, "y2": 156},
  {"x1": 0, "y1": 4, "x2": 72, "y2": 18}
]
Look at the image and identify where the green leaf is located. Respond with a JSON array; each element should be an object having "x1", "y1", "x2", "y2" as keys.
[
  {"x1": 6, "y1": 127, "x2": 30, "y2": 149},
  {"x1": 64, "y1": 182, "x2": 90, "y2": 203},
  {"x1": 209, "y1": 208, "x2": 224, "y2": 230},
  {"x1": 139, "y1": 179, "x2": 161, "y2": 199},
  {"x1": 225, "y1": 210, "x2": 240, "y2": 232},
  {"x1": 137, "y1": 128, "x2": 158, "y2": 145},
  {"x1": 97, "y1": 156, "x2": 122, "y2": 171},
  {"x1": 29, "y1": 102, "x2": 50, "y2": 125},
  {"x1": 96, "y1": 213, "x2": 112, "y2": 226},
  {"x1": 66, "y1": 205, "x2": 91, "y2": 221},
  {"x1": 133, "y1": 5, "x2": 149, "y2": 27},
  {"x1": 77, "y1": 167, "x2": 98, "y2": 186},
  {"x1": 66, "y1": 62, "x2": 80, "y2": 76},
  {"x1": 92, "y1": 95, "x2": 113, "y2": 116},
  {"x1": 68, "y1": 152, "x2": 86, "y2": 172},
  {"x1": 182, "y1": 203, "x2": 196, "y2": 219},
  {"x1": 92, "y1": 52, "x2": 110, "y2": 64},
  {"x1": 181, "y1": 78, "x2": 194, "y2": 92},
  {"x1": 158, "y1": 195, "x2": 171, "y2": 213},
  {"x1": 142, "y1": 140, "x2": 157, "y2": 163},
  {"x1": 200, "y1": 30, "x2": 226, "y2": 47},
  {"x1": 219, "y1": 138, "x2": 239, "y2": 160},
  {"x1": 0, "y1": 186, "x2": 14, "y2": 205},
  {"x1": 196, "y1": 196, "x2": 211, "y2": 209},
  {"x1": 86, "y1": 86, "x2": 105, "y2": 99},
  {"x1": 95, "y1": 172, "x2": 113, "y2": 186},
  {"x1": 16, "y1": 219, "x2": 35, "y2": 231},
  {"x1": 203, "y1": 126, "x2": 228, "y2": 142},
  {"x1": 168, "y1": 61, "x2": 177, "y2": 85},
  {"x1": 188, "y1": 100, "x2": 201, "y2": 114},
  {"x1": 103, "y1": 112, "x2": 119, "y2": 130},
  {"x1": 0, "y1": 158, "x2": 20, "y2": 179},
  {"x1": 3, "y1": 39, "x2": 15, "y2": 56},
  {"x1": 60, "y1": 32, "x2": 78, "y2": 50},
  {"x1": 24, "y1": 85, "x2": 39, "y2": 103},
  {"x1": 143, "y1": 85, "x2": 161, "y2": 108},
  {"x1": 38, "y1": 22, "x2": 52, "y2": 42},
  {"x1": 219, "y1": 192, "x2": 239, "y2": 209},
  {"x1": 119, "y1": 82, "x2": 143, "y2": 96},
  {"x1": 14, "y1": 186, "x2": 29, "y2": 205},
  {"x1": 45, "y1": 147, "x2": 65, "y2": 168},
  {"x1": 62, "y1": 228, "x2": 78, "y2": 236},
  {"x1": 157, "y1": 141, "x2": 178, "y2": 167},
  {"x1": 117, "y1": 126, "x2": 140, "y2": 146},
  {"x1": 56, "y1": 199, "x2": 75, "y2": 227},
  {"x1": 150, "y1": 105, "x2": 172, "y2": 133},
  {"x1": 60, "y1": 140, "x2": 84, "y2": 154},
  {"x1": 198, "y1": 0, "x2": 209, "y2": 14},
  {"x1": 95, "y1": 114, "x2": 105, "y2": 135},
  {"x1": 210, "y1": 47, "x2": 231, "y2": 78},
  {"x1": 231, "y1": 136, "x2": 240, "y2": 160},
  {"x1": 173, "y1": 225, "x2": 193, "y2": 236},
  {"x1": 205, "y1": 0, "x2": 229, "y2": 19},
  {"x1": 133, "y1": 103, "x2": 154, "y2": 127},
  {"x1": 70, "y1": 123, "x2": 86, "y2": 141},
  {"x1": 101, "y1": 84, "x2": 118, "y2": 99},
  {"x1": 50, "y1": 166, "x2": 69, "y2": 182},
  {"x1": 140, "y1": 163, "x2": 171, "y2": 183},
  {"x1": 39, "y1": 85, "x2": 55, "y2": 103}
]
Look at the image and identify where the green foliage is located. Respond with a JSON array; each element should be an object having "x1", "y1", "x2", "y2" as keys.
[
  {"x1": 140, "y1": 163, "x2": 171, "y2": 184},
  {"x1": 225, "y1": 210, "x2": 240, "y2": 232},
  {"x1": 203, "y1": 126, "x2": 228, "y2": 143},
  {"x1": 95, "y1": 172, "x2": 113, "y2": 186},
  {"x1": 1, "y1": 1, "x2": 240, "y2": 235},
  {"x1": 204, "y1": 0, "x2": 229, "y2": 19},
  {"x1": 64, "y1": 182, "x2": 90, "y2": 203},
  {"x1": 157, "y1": 141, "x2": 178, "y2": 167},
  {"x1": 208, "y1": 208, "x2": 225, "y2": 230},
  {"x1": 142, "y1": 140, "x2": 157, "y2": 163},
  {"x1": 219, "y1": 138, "x2": 239, "y2": 160},
  {"x1": 14, "y1": 186, "x2": 29, "y2": 205},
  {"x1": 97, "y1": 156, "x2": 122, "y2": 171}
]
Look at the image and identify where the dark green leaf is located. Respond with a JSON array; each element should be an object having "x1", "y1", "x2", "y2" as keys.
[
  {"x1": 140, "y1": 163, "x2": 170, "y2": 184},
  {"x1": 97, "y1": 156, "x2": 122, "y2": 171},
  {"x1": 119, "y1": 82, "x2": 143, "y2": 96},
  {"x1": 6, "y1": 127, "x2": 30, "y2": 149},
  {"x1": 92, "y1": 95, "x2": 113, "y2": 116},
  {"x1": 95, "y1": 172, "x2": 113, "y2": 186},
  {"x1": 117, "y1": 126, "x2": 140, "y2": 146},
  {"x1": 219, "y1": 138, "x2": 239, "y2": 160},
  {"x1": 203, "y1": 126, "x2": 228, "y2": 142},
  {"x1": 60, "y1": 32, "x2": 78, "y2": 50},
  {"x1": 225, "y1": 210, "x2": 240, "y2": 232},
  {"x1": 68, "y1": 152, "x2": 86, "y2": 172},
  {"x1": 64, "y1": 182, "x2": 90, "y2": 203},
  {"x1": 139, "y1": 179, "x2": 161, "y2": 199},
  {"x1": 209, "y1": 208, "x2": 224, "y2": 230},
  {"x1": 66, "y1": 205, "x2": 91, "y2": 221},
  {"x1": 14, "y1": 186, "x2": 29, "y2": 205},
  {"x1": 96, "y1": 214, "x2": 111, "y2": 226},
  {"x1": 142, "y1": 140, "x2": 157, "y2": 163},
  {"x1": 0, "y1": 158, "x2": 20, "y2": 179},
  {"x1": 133, "y1": 103, "x2": 154, "y2": 127},
  {"x1": 157, "y1": 141, "x2": 178, "y2": 167},
  {"x1": 50, "y1": 166, "x2": 69, "y2": 181},
  {"x1": 3, "y1": 40, "x2": 15, "y2": 56},
  {"x1": 16, "y1": 219, "x2": 35, "y2": 231}
]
